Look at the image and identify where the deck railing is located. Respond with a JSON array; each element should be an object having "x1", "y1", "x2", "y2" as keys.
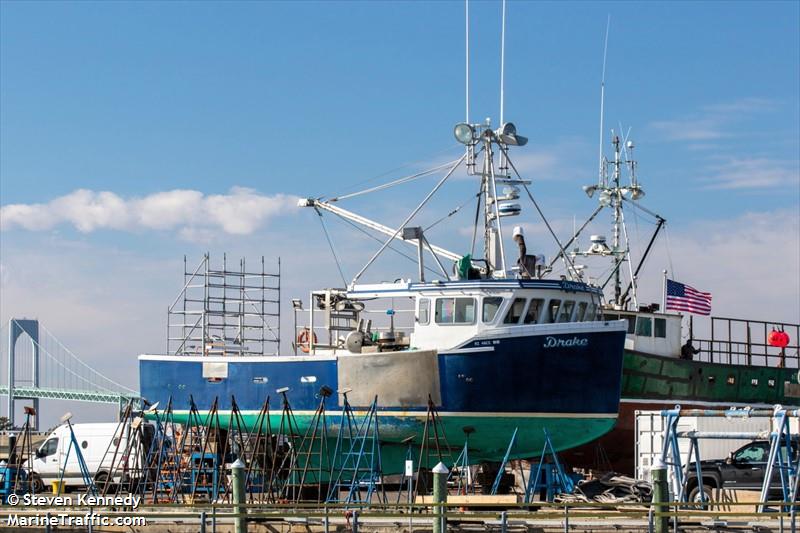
[{"x1": 691, "y1": 316, "x2": 799, "y2": 369}]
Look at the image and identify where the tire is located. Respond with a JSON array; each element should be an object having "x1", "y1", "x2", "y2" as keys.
[
  {"x1": 29, "y1": 472, "x2": 45, "y2": 494},
  {"x1": 688, "y1": 483, "x2": 715, "y2": 509},
  {"x1": 94, "y1": 471, "x2": 112, "y2": 493}
]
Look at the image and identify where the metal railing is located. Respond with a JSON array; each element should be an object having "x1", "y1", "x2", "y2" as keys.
[
  {"x1": 692, "y1": 316, "x2": 799, "y2": 368},
  {"x1": 3, "y1": 500, "x2": 797, "y2": 533}
]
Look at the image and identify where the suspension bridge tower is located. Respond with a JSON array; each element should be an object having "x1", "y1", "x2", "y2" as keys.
[
  {"x1": 1, "y1": 318, "x2": 141, "y2": 430},
  {"x1": 5, "y1": 318, "x2": 40, "y2": 430}
]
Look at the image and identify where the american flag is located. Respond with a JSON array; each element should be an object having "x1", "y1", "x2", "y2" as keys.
[{"x1": 666, "y1": 279, "x2": 712, "y2": 315}]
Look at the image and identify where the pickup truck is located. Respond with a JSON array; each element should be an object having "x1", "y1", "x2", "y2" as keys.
[{"x1": 686, "y1": 439, "x2": 799, "y2": 503}]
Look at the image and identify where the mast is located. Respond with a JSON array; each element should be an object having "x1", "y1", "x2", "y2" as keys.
[
  {"x1": 612, "y1": 134, "x2": 623, "y2": 306},
  {"x1": 573, "y1": 130, "x2": 659, "y2": 309}
]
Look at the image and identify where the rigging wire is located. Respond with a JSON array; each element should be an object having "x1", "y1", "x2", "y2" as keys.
[
  {"x1": 318, "y1": 144, "x2": 463, "y2": 201},
  {"x1": 333, "y1": 211, "x2": 443, "y2": 278},
  {"x1": 328, "y1": 159, "x2": 461, "y2": 202},
  {"x1": 498, "y1": 146, "x2": 580, "y2": 279},
  {"x1": 351, "y1": 154, "x2": 467, "y2": 285},
  {"x1": 315, "y1": 208, "x2": 348, "y2": 286},
  {"x1": 663, "y1": 223, "x2": 676, "y2": 278},
  {"x1": 424, "y1": 192, "x2": 481, "y2": 233}
]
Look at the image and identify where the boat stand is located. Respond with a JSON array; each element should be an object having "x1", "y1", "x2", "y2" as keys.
[
  {"x1": 414, "y1": 395, "x2": 453, "y2": 498},
  {"x1": 327, "y1": 395, "x2": 384, "y2": 506},
  {"x1": 269, "y1": 387, "x2": 304, "y2": 501},
  {"x1": 283, "y1": 386, "x2": 332, "y2": 503},
  {"x1": 450, "y1": 426, "x2": 476, "y2": 495},
  {"x1": 2, "y1": 405, "x2": 36, "y2": 499},
  {"x1": 56, "y1": 412, "x2": 97, "y2": 496},
  {"x1": 524, "y1": 428, "x2": 574, "y2": 503},
  {"x1": 491, "y1": 427, "x2": 518, "y2": 495},
  {"x1": 659, "y1": 404, "x2": 799, "y2": 509}
]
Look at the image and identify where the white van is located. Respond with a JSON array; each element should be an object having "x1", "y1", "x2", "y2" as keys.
[{"x1": 26, "y1": 422, "x2": 154, "y2": 492}]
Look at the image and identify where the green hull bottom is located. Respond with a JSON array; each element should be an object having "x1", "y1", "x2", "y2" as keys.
[{"x1": 158, "y1": 412, "x2": 617, "y2": 475}]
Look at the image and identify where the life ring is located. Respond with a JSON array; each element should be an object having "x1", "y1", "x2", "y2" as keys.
[{"x1": 297, "y1": 329, "x2": 317, "y2": 353}]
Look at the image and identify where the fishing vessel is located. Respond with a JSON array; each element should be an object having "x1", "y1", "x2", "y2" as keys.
[
  {"x1": 556, "y1": 133, "x2": 800, "y2": 474},
  {"x1": 138, "y1": 119, "x2": 629, "y2": 473}
]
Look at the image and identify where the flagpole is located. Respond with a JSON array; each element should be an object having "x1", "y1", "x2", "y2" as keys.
[{"x1": 661, "y1": 269, "x2": 668, "y2": 312}]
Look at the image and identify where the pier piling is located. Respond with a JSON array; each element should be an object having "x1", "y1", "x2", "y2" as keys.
[
  {"x1": 432, "y1": 461, "x2": 449, "y2": 533},
  {"x1": 651, "y1": 457, "x2": 669, "y2": 533},
  {"x1": 231, "y1": 459, "x2": 246, "y2": 533}
]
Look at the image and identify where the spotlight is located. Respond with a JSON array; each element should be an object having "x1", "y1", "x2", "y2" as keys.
[
  {"x1": 582, "y1": 185, "x2": 597, "y2": 198},
  {"x1": 454, "y1": 123, "x2": 475, "y2": 145},
  {"x1": 630, "y1": 187, "x2": 645, "y2": 200},
  {"x1": 496, "y1": 122, "x2": 528, "y2": 146}
]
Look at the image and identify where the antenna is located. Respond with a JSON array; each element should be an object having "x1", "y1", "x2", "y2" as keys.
[
  {"x1": 465, "y1": 0, "x2": 470, "y2": 124},
  {"x1": 598, "y1": 15, "x2": 610, "y2": 185},
  {"x1": 499, "y1": 0, "x2": 507, "y2": 125}
]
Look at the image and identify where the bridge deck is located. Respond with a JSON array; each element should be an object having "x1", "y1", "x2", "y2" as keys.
[{"x1": 0, "y1": 386, "x2": 140, "y2": 405}]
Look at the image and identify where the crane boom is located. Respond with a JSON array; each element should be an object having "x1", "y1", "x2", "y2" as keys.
[{"x1": 297, "y1": 198, "x2": 463, "y2": 262}]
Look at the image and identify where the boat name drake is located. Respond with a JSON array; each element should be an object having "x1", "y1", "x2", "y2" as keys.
[{"x1": 543, "y1": 336, "x2": 589, "y2": 348}]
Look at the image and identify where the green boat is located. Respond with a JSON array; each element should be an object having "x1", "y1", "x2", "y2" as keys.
[{"x1": 556, "y1": 134, "x2": 800, "y2": 474}]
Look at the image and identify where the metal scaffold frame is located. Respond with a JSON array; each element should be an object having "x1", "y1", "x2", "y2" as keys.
[
  {"x1": 167, "y1": 254, "x2": 281, "y2": 357},
  {"x1": 659, "y1": 404, "x2": 800, "y2": 511}
]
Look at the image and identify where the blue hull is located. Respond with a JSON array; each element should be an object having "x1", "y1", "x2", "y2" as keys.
[
  {"x1": 141, "y1": 326, "x2": 626, "y2": 469},
  {"x1": 140, "y1": 327, "x2": 625, "y2": 426}
]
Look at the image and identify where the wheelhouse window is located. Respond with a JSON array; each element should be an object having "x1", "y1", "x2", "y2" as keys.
[
  {"x1": 557, "y1": 301, "x2": 575, "y2": 323},
  {"x1": 654, "y1": 318, "x2": 667, "y2": 338},
  {"x1": 503, "y1": 298, "x2": 526, "y2": 324},
  {"x1": 418, "y1": 298, "x2": 430, "y2": 325},
  {"x1": 435, "y1": 298, "x2": 476, "y2": 324},
  {"x1": 523, "y1": 298, "x2": 544, "y2": 324},
  {"x1": 635, "y1": 316, "x2": 653, "y2": 337},
  {"x1": 546, "y1": 299, "x2": 562, "y2": 323},
  {"x1": 620, "y1": 314, "x2": 636, "y2": 334},
  {"x1": 586, "y1": 303, "x2": 596, "y2": 321},
  {"x1": 482, "y1": 297, "x2": 503, "y2": 323},
  {"x1": 575, "y1": 301, "x2": 588, "y2": 321}
]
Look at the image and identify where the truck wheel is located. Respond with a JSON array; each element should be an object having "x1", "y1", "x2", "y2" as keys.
[
  {"x1": 689, "y1": 483, "x2": 714, "y2": 509},
  {"x1": 94, "y1": 471, "x2": 111, "y2": 492},
  {"x1": 29, "y1": 473, "x2": 45, "y2": 494}
]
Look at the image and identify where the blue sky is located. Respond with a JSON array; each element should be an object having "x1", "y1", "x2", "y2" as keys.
[{"x1": 1, "y1": 1, "x2": 798, "y2": 424}]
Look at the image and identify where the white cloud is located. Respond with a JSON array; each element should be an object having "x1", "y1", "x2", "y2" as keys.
[
  {"x1": 701, "y1": 157, "x2": 800, "y2": 190},
  {"x1": 649, "y1": 116, "x2": 726, "y2": 142},
  {"x1": 635, "y1": 209, "x2": 800, "y2": 322},
  {"x1": 648, "y1": 97, "x2": 777, "y2": 143},
  {"x1": 702, "y1": 97, "x2": 777, "y2": 114},
  {"x1": 0, "y1": 187, "x2": 299, "y2": 237},
  {"x1": 508, "y1": 137, "x2": 591, "y2": 181}
]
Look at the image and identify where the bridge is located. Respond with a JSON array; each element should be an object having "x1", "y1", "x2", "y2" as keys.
[{"x1": 1, "y1": 318, "x2": 141, "y2": 429}]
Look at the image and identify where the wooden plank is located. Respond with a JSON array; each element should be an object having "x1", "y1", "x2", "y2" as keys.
[{"x1": 416, "y1": 494, "x2": 519, "y2": 504}]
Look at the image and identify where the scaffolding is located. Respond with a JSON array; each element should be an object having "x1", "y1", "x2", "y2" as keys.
[{"x1": 167, "y1": 254, "x2": 280, "y2": 357}]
